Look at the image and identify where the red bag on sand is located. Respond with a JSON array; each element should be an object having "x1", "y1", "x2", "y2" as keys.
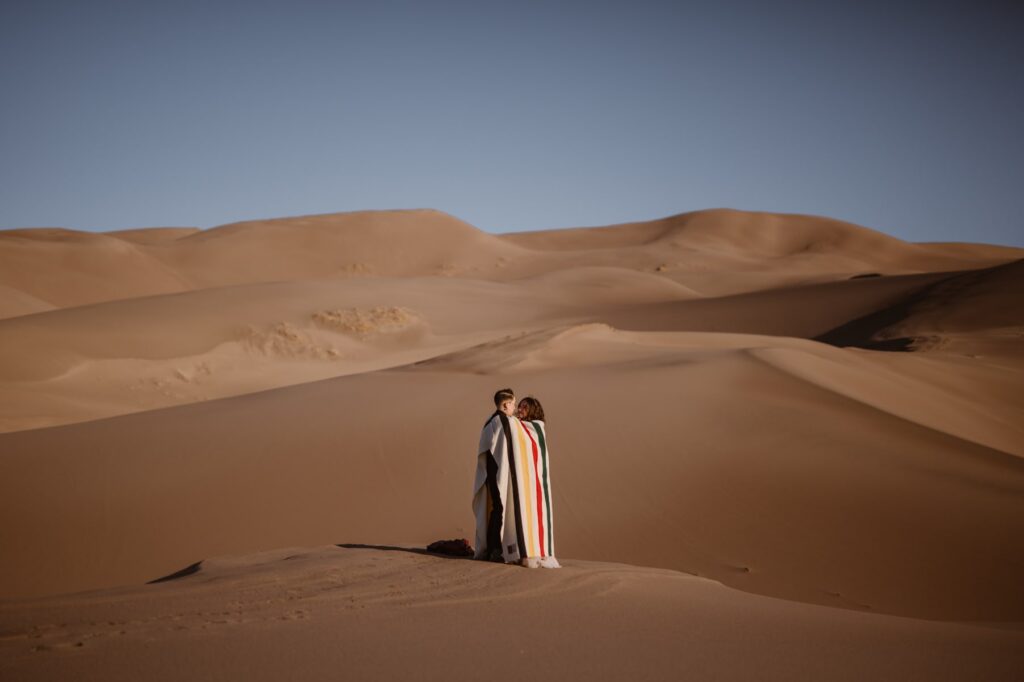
[{"x1": 426, "y1": 538, "x2": 474, "y2": 557}]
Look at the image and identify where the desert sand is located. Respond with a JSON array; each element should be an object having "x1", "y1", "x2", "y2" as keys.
[{"x1": 1, "y1": 208, "x2": 1022, "y2": 680}]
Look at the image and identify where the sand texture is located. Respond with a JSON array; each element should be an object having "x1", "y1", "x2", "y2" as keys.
[{"x1": 1, "y1": 208, "x2": 1022, "y2": 680}]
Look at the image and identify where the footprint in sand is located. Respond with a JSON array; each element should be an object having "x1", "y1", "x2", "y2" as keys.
[
  {"x1": 277, "y1": 609, "x2": 309, "y2": 621},
  {"x1": 33, "y1": 639, "x2": 86, "y2": 652}
]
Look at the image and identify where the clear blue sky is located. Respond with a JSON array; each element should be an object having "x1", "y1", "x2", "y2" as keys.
[{"x1": 2, "y1": 0, "x2": 1022, "y2": 245}]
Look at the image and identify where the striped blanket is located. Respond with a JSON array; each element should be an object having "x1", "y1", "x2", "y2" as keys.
[{"x1": 473, "y1": 412, "x2": 559, "y2": 568}]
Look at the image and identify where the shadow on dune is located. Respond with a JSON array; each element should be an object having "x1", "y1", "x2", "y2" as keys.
[
  {"x1": 815, "y1": 260, "x2": 1022, "y2": 352},
  {"x1": 146, "y1": 560, "x2": 203, "y2": 584},
  {"x1": 336, "y1": 542, "x2": 474, "y2": 561},
  {"x1": 144, "y1": 543, "x2": 471, "y2": 586},
  {"x1": 813, "y1": 283, "x2": 929, "y2": 351}
]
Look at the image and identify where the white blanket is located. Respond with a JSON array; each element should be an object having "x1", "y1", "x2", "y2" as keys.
[{"x1": 473, "y1": 412, "x2": 559, "y2": 568}]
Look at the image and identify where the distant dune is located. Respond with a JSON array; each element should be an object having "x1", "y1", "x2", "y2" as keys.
[
  {"x1": 3, "y1": 208, "x2": 1018, "y2": 311},
  {"x1": 1, "y1": 208, "x2": 1022, "y2": 680}
]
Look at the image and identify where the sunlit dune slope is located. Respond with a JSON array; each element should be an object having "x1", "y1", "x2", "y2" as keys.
[
  {"x1": 0, "y1": 228, "x2": 193, "y2": 309},
  {"x1": 502, "y1": 208, "x2": 1020, "y2": 268},
  {"x1": 5, "y1": 257, "x2": 1017, "y2": 432},
  {"x1": 105, "y1": 226, "x2": 202, "y2": 244},
  {"x1": 2, "y1": 327, "x2": 1022, "y2": 621},
  {"x1": 3, "y1": 208, "x2": 1021, "y2": 313},
  {"x1": 0, "y1": 284, "x2": 56, "y2": 319}
]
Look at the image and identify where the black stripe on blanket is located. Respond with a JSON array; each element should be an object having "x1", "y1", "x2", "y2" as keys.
[
  {"x1": 485, "y1": 448, "x2": 502, "y2": 554},
  {"x1": 499, "y1": 413, "x2": 528, "y2": 559}
]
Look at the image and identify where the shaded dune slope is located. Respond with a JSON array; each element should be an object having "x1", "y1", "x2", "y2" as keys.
[
  {"x1": 1, "y1": 546, "x2": 1020, "y2": 682},
  {"x1": 816, "y1": 259, "x2": 1024, "y2": 351},
  {"x1": 598, "y1": 268, "x2": 965, "y2": 338}
]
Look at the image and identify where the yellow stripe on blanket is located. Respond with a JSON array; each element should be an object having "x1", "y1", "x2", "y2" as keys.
[{"x1": 514, "y1": 419, "x2": 537, "y2": 556}]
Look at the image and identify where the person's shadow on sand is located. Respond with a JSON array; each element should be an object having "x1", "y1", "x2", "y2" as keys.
[
  {"x1": 336, "y1": 542, "x2": 475, "y2": 561},
  {"x1": 146, "y1": 542, "x2": 473, "y2": 585}
]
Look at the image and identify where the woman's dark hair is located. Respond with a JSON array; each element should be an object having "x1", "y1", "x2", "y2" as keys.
[{"x1": 518, "y1": 396, "x2": 545, "y2": 422}]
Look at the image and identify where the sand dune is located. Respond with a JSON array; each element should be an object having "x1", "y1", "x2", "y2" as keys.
[
  {"x1": 1, "y1": 546, "x2": 1020, "y2": 682},
  {"x1": 2, "y1": 328, "x2": 1022, "y2": 620},
  {"x1": 5, "y1": 253, "x2": 1020, "y2": 431},
  {"x1": 4, "y1": 208, "x2": 1020, "y2": 315},
  {"x1": 0, "y1": 228, "x2": 194, "y2": 310},
  {"x1": 0, "y1": 275, "x2": 570, "y2": 430},
  {"x1": 0, "y1": 284, "x2": 56, "y2": 319},
  {"x1": 419, "y1": 323, "x2": 1024, "y2": 456},
  {"x1": 503, "y1": 208, "x2": 1019, "y2": 269},
  {"x1": 104, "y1": 227, "x2": 201, "y2": 245},
  {"x1": 1, "y1": 207, "x2": 1022, "y2": 679},
  {"x1": 512, "y1": 266, "x2": 702, "y2": 303},
  {"x1": 817, "y1": 258, "x2": 1024, "y2": 353}
]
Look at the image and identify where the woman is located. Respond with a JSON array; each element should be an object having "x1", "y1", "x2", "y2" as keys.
[
  {"x1": 516, "y1": 396, "x2": 544, "y2": 423},
  {"x1": 515, "y1": 396, "x2": 560, "y2": 568}
]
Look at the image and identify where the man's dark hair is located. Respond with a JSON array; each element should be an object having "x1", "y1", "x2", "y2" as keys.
[
  {"x1": 493, "y1": 388, "x2": 515, "y2": 408},
  {"x1": 518, "y1": 396, "x2": 546, "y2": 422}
]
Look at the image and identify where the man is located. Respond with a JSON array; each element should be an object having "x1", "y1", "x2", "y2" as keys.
[{"x1": 473, "y1": 388, "x2": 517, "y2": 562}]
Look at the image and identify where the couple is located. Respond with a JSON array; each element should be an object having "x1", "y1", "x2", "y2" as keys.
[{"x1": 472, "y1": 388, "x2": 560, "y2": 569}]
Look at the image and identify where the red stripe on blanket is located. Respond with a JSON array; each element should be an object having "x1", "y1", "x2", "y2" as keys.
[{"x1": 523, "y1": 424, "x2": 546, "y2": 557}]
